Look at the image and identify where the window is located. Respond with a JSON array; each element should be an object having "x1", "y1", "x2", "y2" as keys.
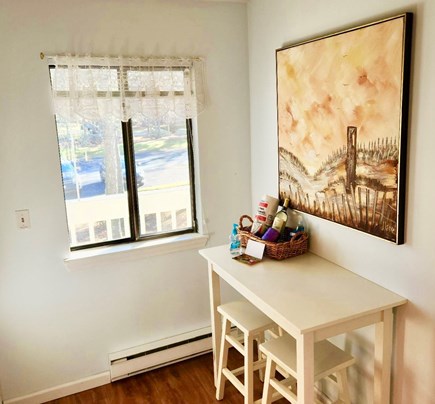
[{"x1": 48, "y1": 56, "x2": 205, "y2": 250}]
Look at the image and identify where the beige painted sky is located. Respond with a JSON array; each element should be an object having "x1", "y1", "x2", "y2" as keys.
[{"x1": 277, "y1": 17, "x2": 404, "y2": 175}]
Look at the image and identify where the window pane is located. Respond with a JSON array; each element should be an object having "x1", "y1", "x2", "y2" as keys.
[
  {"x1": 56, "y1": 116, "x2": 131, "y2": 248},
  {"x1": 131, "y1": 117, "x2": 194, "y2": 237}
]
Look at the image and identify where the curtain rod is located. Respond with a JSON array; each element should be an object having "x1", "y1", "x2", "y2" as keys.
[{"x1": 40, "y1": 52, "x2": 203, "y2": 63}]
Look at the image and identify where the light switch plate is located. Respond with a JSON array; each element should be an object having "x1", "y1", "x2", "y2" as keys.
[{"x1": 16, "y1": 209, "x2": 31, "y2": 229}]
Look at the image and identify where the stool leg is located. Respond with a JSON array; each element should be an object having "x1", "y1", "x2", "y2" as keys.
[
  {"x1": 336, "y1": 369, "x2": 351, "y2": 404},
  {"x1": 244, "y1": 333, "x2": 254, "y2": 404},
  {"x1": 216, "y1": 317, "x2": 231, "y2": 400},
  {"x1": 261, "y1": 356, "x2": 276, "y2": 404},
  {"x1": 257, "y1": 334, "x2": 265, "y2": 382}
]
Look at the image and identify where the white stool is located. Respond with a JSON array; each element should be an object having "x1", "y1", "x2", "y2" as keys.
[
  {"x1": 260, "y1": 334, "x2": 355, "y2": 404},
  {"x1": 216, "y1": 301, "x2": 276, "y2": 404}
]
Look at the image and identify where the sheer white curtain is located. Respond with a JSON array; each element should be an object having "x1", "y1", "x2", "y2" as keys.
[{"x1": 48, "y1": 55, "x2": 206, "y2": 123}]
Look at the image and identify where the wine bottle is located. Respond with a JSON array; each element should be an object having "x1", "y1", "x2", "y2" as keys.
[{"x1": 271, "y1": 198, "x2": 290, "y2": 236}]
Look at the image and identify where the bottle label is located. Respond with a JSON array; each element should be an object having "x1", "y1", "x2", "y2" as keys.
[
  {"x1": 255, "y1": 195, "x2": 279, "y2": 226},
  {"x1": 254, "y1": 214, "x2": 267, "y2": 223},
  {"x1": 271, "y1": 217, "x2": 285, "y2": 231}
]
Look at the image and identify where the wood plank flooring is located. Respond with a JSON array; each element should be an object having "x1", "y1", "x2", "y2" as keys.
[{"x1": 45, "y1": 349, "x2": 289, "y2": 404}]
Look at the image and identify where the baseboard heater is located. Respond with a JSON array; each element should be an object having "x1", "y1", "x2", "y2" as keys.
[{"x1": 109, "y1": 327, "x2": 212, "y2": 382}]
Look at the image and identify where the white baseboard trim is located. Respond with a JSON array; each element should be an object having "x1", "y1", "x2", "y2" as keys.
[{"x1": 3, "y1": 372, "x2": 110, "y2": 404}]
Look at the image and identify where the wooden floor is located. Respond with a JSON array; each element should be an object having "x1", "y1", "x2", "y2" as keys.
[{"x1": 45, "y1": 349, "x2": 289, "y2": 404}]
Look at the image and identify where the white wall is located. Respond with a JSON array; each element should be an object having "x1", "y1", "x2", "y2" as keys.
[
  {"x1": 248, "y1": 0, "x2": 435, "y2": 403},
  {"x1": 0, "y1": 0, "x2": 251, "y2": 400}
]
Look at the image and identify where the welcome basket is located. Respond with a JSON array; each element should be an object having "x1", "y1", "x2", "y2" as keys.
[{"x1": 238, "y1": 215, "x2": 308, "y2": 260}]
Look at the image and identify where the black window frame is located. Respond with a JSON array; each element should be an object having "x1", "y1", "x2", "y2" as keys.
[{"x1": 49, "y1": 64, "x2": 198, "y2": 251}]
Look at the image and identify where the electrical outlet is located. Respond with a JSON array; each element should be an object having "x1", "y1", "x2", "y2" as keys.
[{"x1": 16, "y1": 209, "x2": 31, "y2": 229}]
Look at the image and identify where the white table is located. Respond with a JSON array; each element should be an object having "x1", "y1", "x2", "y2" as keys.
[{"x1": 199, "y1": 245, "x2": 407, "y2": 404}]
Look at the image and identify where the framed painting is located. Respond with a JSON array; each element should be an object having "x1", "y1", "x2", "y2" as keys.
[{"x1": 276, "y1": 13, "x2": 413, "y2": 244}]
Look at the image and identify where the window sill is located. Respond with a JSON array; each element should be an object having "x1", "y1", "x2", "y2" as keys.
[{"x1": 64, "y1": 233, "x2": 209, "y2": 272}]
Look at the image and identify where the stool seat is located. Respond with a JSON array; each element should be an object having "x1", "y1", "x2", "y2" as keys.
[
  {"x1": 260, "y1": 335, "x2": 355, "y2": 381},
  {"x1": 216, "y1": 301, "x2": 276, "y2": 404},
  {"x1": 260, "y1": 335, "x2": 355, "y2": 404},
  {"x1": 218, "y1": 301, "x2": 276, "y2": 334}
]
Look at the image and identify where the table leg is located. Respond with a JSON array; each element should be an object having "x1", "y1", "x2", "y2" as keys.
[
  {"x1": 296, "y1": 332, "x2": 315, "y2": 403},
  {"x1": 374, "y1": 308, "x2": 393, "y2": 404},
  {"x1": 208, "y1": 263, "x2": 221, "y2": 387},
  {"x1": 244, "y1": 333, "x2": 254, "y2": 404}
]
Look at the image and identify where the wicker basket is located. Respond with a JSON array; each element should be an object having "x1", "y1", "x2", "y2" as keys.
[{"x1": 238, "y1": 215, "x2": 308, "y2": 260}]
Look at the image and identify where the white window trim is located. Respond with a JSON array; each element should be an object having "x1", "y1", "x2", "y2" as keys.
[{"x1": 64, "y1": 232, "x2": 209, "y2": 272}]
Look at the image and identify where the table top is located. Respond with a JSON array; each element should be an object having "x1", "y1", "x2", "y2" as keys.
[{"x1": 200, "y1": 245, "x2": 407, "y2": 336}]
